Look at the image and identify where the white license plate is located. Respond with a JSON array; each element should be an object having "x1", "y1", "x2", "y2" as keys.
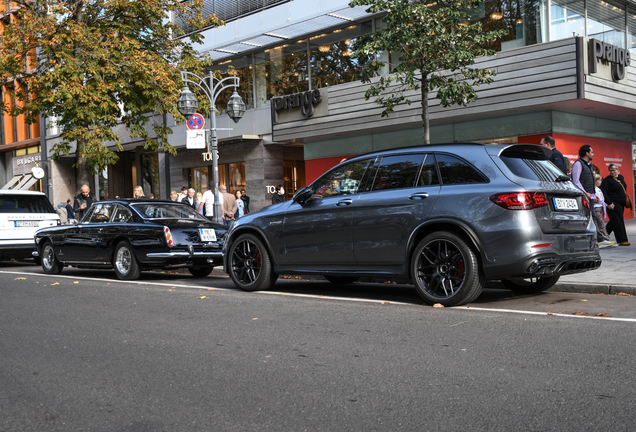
[
  {"x1": 553, "y1": 198, "x2": 578, "y2": 211},
  {"x1": 199, "y1": 228, "x2": 217, "y2": 242},
  {"x1": 15, "y1": 221, "x2": 40, "y2": 227}
]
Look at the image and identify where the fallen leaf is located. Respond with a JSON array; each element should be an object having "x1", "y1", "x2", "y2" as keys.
[
  {"x1": 574, "y1": 312, "x2": 587, "y2": 315},
  {"x1": 252, "y1": 318, "x2": 258, "y2": 320},
  {"x1": 433, "y1": 303, "x2": 444, "y2": 308},
  {"x1": 14, "y1": 277, "x2": 26, "y2": 280},
  {"x1": 197, "y1": 296, "x2": 207, "y2": 299},
  {"x1": 208, "y1": 288, "x2": 216, "y2": 291},
  {"x1": 381, "y1": 301, "x2": 390, "y2": 304},
  {"x1": 616, "y1": 292, "x2": 633, "y2": 296},
  {"x1": 51, "y1": 282, "x2": 59, "y2": 286},
  {"x1": 73, "y1": 281, "x2": 79, "y2": 284},
  {"x1": 580, "y1": 299, "x2": 588, "y2": 302},
  {"x1": 596, "y1": 312, "x2": 610, "y2": 317}
]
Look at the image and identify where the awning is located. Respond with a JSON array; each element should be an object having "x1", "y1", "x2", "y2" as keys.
[
  {"x1": 2, "y1": 174, "x2": 38, "y2": 190},
  {"x1": 2, "y1": 175, "x2": 22, "y2": 190}
]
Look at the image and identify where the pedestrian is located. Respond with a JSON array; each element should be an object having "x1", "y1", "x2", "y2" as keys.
[
  {"x1": 564, "y1": 157, "x2": 572, "y2": 176},
  {"x1": 220, "y1": 185, "x2": 237, "y2": 226},
  {"x1": 540, "y1": 135, "x2": 566, "y2": 174},
  {"x1": 181, "y1": 188, "x2": 199, "y2": 211},
  {"x1": 73, "y1": 184, "x2": 96, "y2": 221},
  {"x1": 271, "y1": 184, "x2": 286, "y2": 205},
  {"x1": 601, "y1": 164, "x2": 631, "y2": 246},
  {"x1": 196, "y1": 192, "x2": 203, "y2": 214},
  {"x1": 235, "y1": 190, "x2": 247, "y2": 219},
  {"x1": 240, "y1": 189, "x2": 250, "y2": 213},
  {"x1": 571, "y1": 145, "x2": 603, "y2": 244},
  {"x1": 198, "y1": 182, "x2": 216, "y2": 219},
  {"x1": 170, "y1": 190, "x2": 178, "y2": 201},
  {"x1": 177, "y1": 186, "x2": 188, "y2": 202},
  {"x1": 148, "y1": 192, "x2": 155, "y2": 199},
  {"x1": 593, "y1": 174, "x2": 615, "y2": 248},
  {"x1": 133, "y1": 185, "x2": 144, "y2": 198},
  {"x1": 65, "y1": 199, "x2": 75, "y2": 220},
  {"x1": 56, "y1": 203, "x2": 68, "y2": 224}
]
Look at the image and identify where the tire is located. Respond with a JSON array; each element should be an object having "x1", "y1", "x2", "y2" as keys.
[
  {"x1": 228, "y1": 234, "x2": 277, "y2": 291},
  {"x1": 113, "y1": 241, "x2": 141, "y2": 280},
  {"x1": 501, "y1": 275, "x2": 560, "y2": 295},
  {"x1": 188, "y1": 266, "x2": 214, "y2": 278},
  {"x1": 41, "y1": 241, "x2": 63, "y2": 275},
  {"x1": 411, "y1": 231, "x2": 484, "y2": 307},
  {"x1": 324, "y1": 276, "x2": 358, "y2": 285}
]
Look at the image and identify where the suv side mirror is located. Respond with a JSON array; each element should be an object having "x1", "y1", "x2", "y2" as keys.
[{"x1": 293, "y1": 186, "x2": 312, "y2": 204}]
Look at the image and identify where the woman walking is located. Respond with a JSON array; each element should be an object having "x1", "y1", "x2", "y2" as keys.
[
  {"x1": 601, "y1": 164, "x2": 630, "y2": 246},
  {"x1": 235, "y1": 190, "x2": 247, "y2": 219}
]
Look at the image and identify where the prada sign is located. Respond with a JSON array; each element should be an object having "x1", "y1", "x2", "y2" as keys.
[
  {"x1": 271, "y1": 89, "x2": 322, "y2": 123},
  {"x1": 588, "y1": 39, "x2": 631, "y2": 81}
]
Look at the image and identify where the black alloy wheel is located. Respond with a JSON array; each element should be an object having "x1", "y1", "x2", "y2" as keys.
[
  {"x1": 41, "y1": 241, "x2": 63, "y2": 275},
  {"x1": 188, "y1": 266, "x2": 214, "y2": 278},
  {"x1": 229, "y1": 234, "x2": 277, "y2": 291},
  {"x1": 412, "y1": 231, "x2": 484, "y2": 306},
  {"x1": 501, "y1": 275, "x2": 560, "y2": 294}
]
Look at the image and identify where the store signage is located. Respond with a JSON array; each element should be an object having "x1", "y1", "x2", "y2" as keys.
[
  {"x1": 588, "y1": 39, "x2": 631, "y2": 82},
  {"x1": 12, "y1": 153, "x2": 41, "y2": 175},
  {"x1": 271, "y1": 89, "x2": 322, "y2": 123}
]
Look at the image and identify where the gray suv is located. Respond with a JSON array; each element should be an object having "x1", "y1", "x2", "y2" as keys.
[{"x1": 223, "y1": 144, "x2": 601, "y2": 306}]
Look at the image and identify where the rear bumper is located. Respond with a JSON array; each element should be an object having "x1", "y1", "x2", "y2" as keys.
[
  {"x1": 146, "y1": 251, "x2": 223, "y2": 258},
  {"x1": 485, "y1": 250, "x2": 602, "y2": 280},
  {"x1": 0, "y1": 242, "x2": 37, "y2": 259}
]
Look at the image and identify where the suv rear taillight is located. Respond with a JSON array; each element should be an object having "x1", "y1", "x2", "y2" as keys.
[
  {"x1": 164, "y1": 226, "x2": 174, "y2": 247},
  {"x1": 581, "y1": 196, "x2": 590, "y2": 209},
  {"x1": 490, "y1": 192, "x2": 549, "y2": 210}
]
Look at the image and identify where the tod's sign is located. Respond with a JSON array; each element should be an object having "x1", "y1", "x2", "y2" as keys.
[{"x1": 588, "y1": 38, "x2": 631, "y2": 82}]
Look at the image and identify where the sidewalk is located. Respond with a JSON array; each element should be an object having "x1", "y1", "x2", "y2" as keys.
[{"x1": 555, "y1": 216, "x2": 636, "y2": 295}]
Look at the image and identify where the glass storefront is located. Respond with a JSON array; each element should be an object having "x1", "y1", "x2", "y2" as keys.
[
  {"x1": 587, "y1": 0, "x2": 625, "y2": 47},
  {"x1": 184, "y1": 162, "x2": 246, "y2": 194},
  {"x1": 140, "y1": 153, "x2": 160, "y2": 199},
  {"x1": 629, "y1": 9, "x2": 636, "y2": 53}
]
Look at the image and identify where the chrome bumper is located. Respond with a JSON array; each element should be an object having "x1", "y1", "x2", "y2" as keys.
[{"x1": 146, "y1": 251, "x2": 223, "y2": 258}]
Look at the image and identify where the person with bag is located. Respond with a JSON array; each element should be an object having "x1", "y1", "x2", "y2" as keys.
[{"x1": 601, "y1": 164, "x2": 631, "y2": 246}]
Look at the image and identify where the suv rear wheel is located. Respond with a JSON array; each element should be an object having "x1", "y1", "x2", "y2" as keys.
[
  {"x1": 501, "y1": 275, "x2": 560, "y2": 294},
  {"x1": 412, "y1": 231, "x2": 484, "y2": 306}
]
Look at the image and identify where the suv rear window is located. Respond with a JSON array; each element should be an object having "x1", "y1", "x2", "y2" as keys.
[
  {"x1": 0, "y1": 195, "x2": 55, "y2": 213},
  {"x1": 500, "y1": 157, "x2": 564, "y2": 181}
]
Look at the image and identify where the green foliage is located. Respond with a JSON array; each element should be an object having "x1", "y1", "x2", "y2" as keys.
[
  {"x1": 0, "y1": 0, "x2": 222, "y2": 174},
  {"x1": 349, "y1": 0, "x2": 507, "y2": 143}
]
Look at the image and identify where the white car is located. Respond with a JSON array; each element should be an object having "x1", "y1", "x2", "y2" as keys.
[{"x1": 0, "y1": 190, "x2": 60, "y2": 264}]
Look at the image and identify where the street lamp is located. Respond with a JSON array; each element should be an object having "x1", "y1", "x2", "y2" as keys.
[{"x1": 177, "y1": 70, "x2": 246, "y2": 224}]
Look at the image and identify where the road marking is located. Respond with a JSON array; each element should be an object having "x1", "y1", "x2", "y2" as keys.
[{"x1": 4, "y1": 270, "x2": 636, "y2": 322}]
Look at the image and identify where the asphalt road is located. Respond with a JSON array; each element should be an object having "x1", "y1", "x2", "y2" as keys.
[{"x1": 2, "y1": 263, "x2": 636, "y2": 431}]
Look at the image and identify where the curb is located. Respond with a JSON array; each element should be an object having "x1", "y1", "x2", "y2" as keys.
[{"x1": 549, "y1": 283, "x2": 636, "y2": 296}]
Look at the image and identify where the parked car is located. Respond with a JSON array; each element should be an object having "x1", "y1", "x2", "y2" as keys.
[
  {"x1": 0, "y1": 190, "x2": 60, "y2": 264},
  {"x1": 34, "y1": 199, "x2": 227, "y2": 280},
  {"x1": 224, "y1": 143, "x2": 601, "y2": 306}
]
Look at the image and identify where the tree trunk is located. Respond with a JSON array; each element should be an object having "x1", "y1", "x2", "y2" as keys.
[
  {"x1": 421, "y1": 76, "x2": 430, "y2": 144},
  {"x1": 75, "y1": 140, "x2": 92, "y2": 191}
]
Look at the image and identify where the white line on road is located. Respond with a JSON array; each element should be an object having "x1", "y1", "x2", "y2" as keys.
[{"x1": 5, "y1": 270, "x2": 636, "y2": 323}]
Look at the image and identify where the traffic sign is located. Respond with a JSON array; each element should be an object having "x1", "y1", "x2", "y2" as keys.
[
  {"x1": 187, "y1": 113, "x2": 205, "y2": 130},
  {"x1": 186, "y1": 130, "x2": 206, "y2": 149}
]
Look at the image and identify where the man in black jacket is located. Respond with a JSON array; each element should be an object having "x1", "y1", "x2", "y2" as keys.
[
  {"x1": 271, "y1": 185, "x2": 286, "y2": 205},
  {"x1": 572, "y1": 145, "x2": 603, "y2": 244},
  {"x1": 541, "y1": 136, "x2": 566, "y2": 174},
  {"x1": 73, "y1": 184, "x2": 96, "y2": 221}
]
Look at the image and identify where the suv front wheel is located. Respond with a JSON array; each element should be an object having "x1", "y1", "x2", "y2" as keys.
[{"x1": 411, "y1": 231, "x2": 484, "y2": 306}]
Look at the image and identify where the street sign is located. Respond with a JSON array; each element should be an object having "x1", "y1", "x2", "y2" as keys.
[
  {"x1": 186, "y1": 130, "x2": 206, "y2": 149},
  {"x1": 187, "y1": 113, "x2": 205, "y2": 130}
]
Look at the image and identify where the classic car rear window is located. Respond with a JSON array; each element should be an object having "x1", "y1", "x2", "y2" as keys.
[
  {"x1": 133, "y1": 203, "x2": 208, "y2": 220},
  {"x1": 0, "y1": 195, "x2": 55, "y2": 213}
]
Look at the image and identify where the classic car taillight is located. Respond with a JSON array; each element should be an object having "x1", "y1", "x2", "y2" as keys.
[
  {"x1": 164, "y1": 226, "x2": 174, "y2": 247},
  {"x1": 489, "y1": 192, "x2": 549, "y2": 210}
]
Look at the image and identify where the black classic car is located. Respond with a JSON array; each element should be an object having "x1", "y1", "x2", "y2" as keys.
[{"x1": 34, "y1": 199, "x2": 227, "y2": 280}]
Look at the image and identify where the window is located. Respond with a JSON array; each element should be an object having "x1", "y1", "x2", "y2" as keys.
[
  {"x1": 416, "y1": 155, "x2": 440, "y2": 186},
  {"x1": 0, "y1": 194, "x2": 54, "y2": 213},
  {"x1": 587, "y1": 0, "x2": 626, "y2": 47},
  {"x1": 112, "y1": 205, "x2": 133, "y2": 223},
  {"x1": 140, "y1": 153, "x2": 160, "y2": 199},
  {"x1": 435, "y1": 154, "x2": 488, "y2": 184},
  {"x1": 311, "y1": 159, "x2": 372, "y2": 200},
  {"x1": 500, "y1": 157, "x2": 564, "y2": 181},
  {"x1": 214, "y1": 55, "x2": 254, "y2": 113},
  {"x1": 371, "y1": 154, "x2": 426, "y2": 191},
  {"x1": 88, "y1": 204, "x2": 114, "y2": 223},
  {"x1": 255, "y1": 40, "x2": 309, "y2": 108}
]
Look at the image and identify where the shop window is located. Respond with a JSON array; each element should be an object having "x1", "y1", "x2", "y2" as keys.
[
  {"x1": 213, "y1": 55, "x2": 254, "y2": 114},
  {"x1": 283, "y1": 160, "x2": 306, "y2": 200},
  {"x1": 254, "y1": 40, "x2": 309, "y2": 108},
  {"x1": 140, "y1": 153, "x2": 161, "y2": 199},
  {"x1": 228, "y1": 162, "x2": 245, "y2": 194},
  {"x1": 309, "y1": 22, "x2": 372, "y2": 88},
  {"x1": 629, "y1": 8, "x2": 636, "y2": 53},
  {"x1": 183, "y1": 162, "x2": 246, "y2": 194},
  {"x1": 191, "y1": 166, "x2": 210, "y2": 194},
  {"x1": 587, "y1": 0, "x2": 626, "y2": 47},
  {"x1": 98, "y1": 169, "x2": 109, "y2": 201}
]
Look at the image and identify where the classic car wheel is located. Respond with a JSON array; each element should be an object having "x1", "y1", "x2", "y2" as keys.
[
  {"x1": 113, "y1": 241, "x2": 141, "y2": 280},
  {"x1": 324, "y1": 276, "x2": 358, "y2": 285},
  {"x1": 411, "y1": 231, "x2": 484, "y2": 307},
  {"x1": 188, "y1": 266, "x2": 214, "y2": 278},
  {"x1": 501, "y1": 275, "x2": 560, "y2": 294},
  {"x1": 229, "y1": 234, "x2": 277, "y2": 291},
  {"x1": 41, "y1": 241, "x2": 63, "y2": 275}
]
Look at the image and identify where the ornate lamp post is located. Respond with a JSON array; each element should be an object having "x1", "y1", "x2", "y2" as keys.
[{"x1": 177, "y1": 71, "x2": 246, "y2": 223}]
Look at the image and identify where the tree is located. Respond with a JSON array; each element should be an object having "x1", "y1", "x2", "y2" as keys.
[
  {"x1": 0, "y1": 0, "x2": 221, "y2": 185},
  {"x1": 348, "y1": 0, "x2": 508, "y2": 144}
]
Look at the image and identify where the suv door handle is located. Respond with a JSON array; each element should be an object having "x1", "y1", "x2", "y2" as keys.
[
  {"x1": 409, "y1": 193, "x2": 429, "y2": 200},
  {"x1": 336, "y1": 199, "x2": 353, "y2": 206}
]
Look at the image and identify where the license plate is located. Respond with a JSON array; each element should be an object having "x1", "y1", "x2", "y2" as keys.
[
  {"x1": 199, "y1": 228, "x2": 217, "y2": 242},
  {"x1": 553, "y1": 198, "x2": 578, "y2": 211},
  {"x1": 15, "y1": 221, "x2": 40, "y2": 227}
]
